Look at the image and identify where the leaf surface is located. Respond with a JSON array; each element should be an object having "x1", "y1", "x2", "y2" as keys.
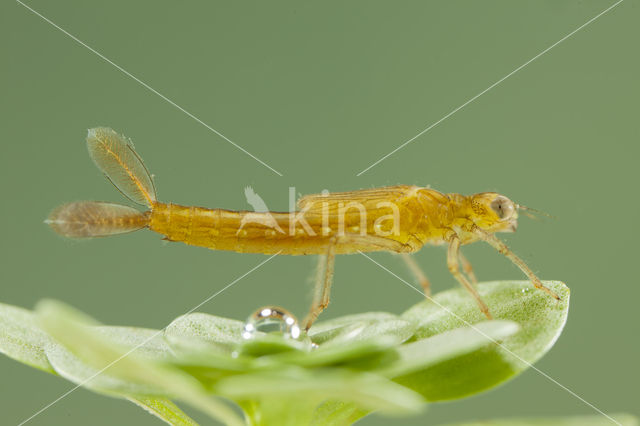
[{"x1": 400, "y1": 280, "x2": 569, "y2": 400}]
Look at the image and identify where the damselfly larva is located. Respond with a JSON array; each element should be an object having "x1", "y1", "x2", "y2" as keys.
[{"x1": 47, "y1": 128, "x2": 560, "y2": 329}]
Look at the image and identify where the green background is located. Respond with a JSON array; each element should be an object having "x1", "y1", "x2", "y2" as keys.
[{"x1": 1, "y1": 1, "x2": 638, "y2": 424}]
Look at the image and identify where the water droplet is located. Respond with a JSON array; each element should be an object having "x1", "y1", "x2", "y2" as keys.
[{"x1": 242, "y1": 306, "x2": 301, "y2": 340}]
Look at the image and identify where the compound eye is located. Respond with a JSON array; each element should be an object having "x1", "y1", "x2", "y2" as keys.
[{"x1": 490, "y1": 196, "x2": 515, "y2": 220}]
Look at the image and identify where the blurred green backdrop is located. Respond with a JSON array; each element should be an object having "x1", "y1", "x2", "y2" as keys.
[{"x1": 1, "y1": 1, "x2": 638, "y2": 424}]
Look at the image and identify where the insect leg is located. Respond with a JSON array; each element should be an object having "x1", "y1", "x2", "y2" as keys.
[
  {"x1": 472, "y1": 227, "x2": 560, "y2": 300},
  {"x1": 448, "y1": 235, "x2": 493, "y2": 319},
  {"x1": 303, "y1": 240, "x2": 337, "y2": 330},
  {"x1": 458, "y1": 251, "x2": 478, "y2": 286},
  {"x1": 400, "y1": 253, "x2": 431, "y2": 296},
  {"x1": 309, "y1": 254, "x2": 326, "y2": 315},
  {"x1": 320, "y1": 246, "x2": 336, "y2": 311}
]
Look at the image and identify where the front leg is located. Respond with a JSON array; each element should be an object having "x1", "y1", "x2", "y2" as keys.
[
  {"x1": 447, "y1": 234, "x2": 492, "y2": 319},
  {"x1": 459, "y1": 250, "x2": 478, "y2": 286},
  {"x1": 472, "y1": 226, "x2": 560, "y2": 300}
]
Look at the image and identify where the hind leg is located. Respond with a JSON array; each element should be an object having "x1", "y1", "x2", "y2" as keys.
[
  {"x1": 303, "y1": 240, "x2": 336, "y2": 330},
  {"x1": 400, "y1": 253, "x2": 431, "y2": 296}
]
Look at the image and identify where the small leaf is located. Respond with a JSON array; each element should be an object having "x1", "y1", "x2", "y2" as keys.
[
  {"x1": 41, "y1": 316, "x2": 177, "y2": 395},
  {"x1": 381, "y1": 320, "x2": 519, "y2": 377},
  {"x1": 165, "y1": 312, "x2": 246, "y2": 354},
  {"x1": 95, "y1": 326, "x2": 174, "y2": 361},
  {"x1": 165, "y1": 312, "x2": 289, "y2": 376},
  {"x1": 0, "y1": 302, "x2": 55, "y2": 373},
  {"x1": 127, "y1": 397, "x2": 199, "y2": 426},
  {"x1": 250, "y1": 312, "x2": 416, "y2": 371},
  {"x1": 216, "y1": 367, "x2": 424, "y2": 415},
  {"x1": 261, "y1": 336, "x2": 399, "y2": 370},
  {"x1": 239, "y1": 396, "x2": 319, "y2": 426},
  {"x1": 311, "y1": 400, "x2": 368, "y2": 426},
  {"x1": 400, "y1": 280, "x2": 569, "y2": 400},
  {"x1": 37, "y1": 300, "x2": 244, "y2": 426},
  {"x1": 44, "y1": 335, "x2": 166, "y2": 395},
  {"x1": 0, "y1": 279, "x2": 572, "y2": 426},
  {"x1": 236, "y1": 334, "x2": 309, "y2": 358},
  {"x1": 439, "y1": 413, "x2": 638, "y2": 426},
  {"x1": 308, "y1": 312, "x2": 415, "y2": 347}
]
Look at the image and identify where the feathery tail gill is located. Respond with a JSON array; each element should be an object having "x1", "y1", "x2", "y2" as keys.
[{"x1": 47, "y1": 127, "x2": 156, "y2": 238}]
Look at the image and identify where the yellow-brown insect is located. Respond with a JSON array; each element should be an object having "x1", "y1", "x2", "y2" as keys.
[{"x1": 47, "y1": 128, "x2": 559, "y2": 329}]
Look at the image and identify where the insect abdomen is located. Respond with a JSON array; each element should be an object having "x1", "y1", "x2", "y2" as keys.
[
  {"x1": 148, "y1": 201, "x2": 423, "y2": 255},
  {"x1": 149, "y1": 203, "x2": 379, "y2": 254},
  {"x1": 149, "y1": 203, "x2": 299, "y2": 253},
  {"x1": 150, "y1": 203, "x2": 219, "y2": 246}
]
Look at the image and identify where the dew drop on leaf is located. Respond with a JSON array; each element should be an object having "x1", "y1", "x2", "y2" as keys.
[{"x1": 242, "y1": 306, "x2": 301, "y2": 340}]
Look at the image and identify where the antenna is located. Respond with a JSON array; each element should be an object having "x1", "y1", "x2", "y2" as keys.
[{"x1": 516, "y1": 204, "x2": 556, "y2": 220}]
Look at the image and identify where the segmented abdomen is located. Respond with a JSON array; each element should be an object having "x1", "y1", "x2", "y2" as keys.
[{"x1": 148, "y1": 202, "x2": 422, "y2": 255}]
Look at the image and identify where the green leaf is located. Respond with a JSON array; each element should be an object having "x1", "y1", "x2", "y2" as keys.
[
  {"x1": 381, "y1": 320, "x2": 519, "y2": 378},
  {"x1": 439, "y1": 413, "x2": 638, "y2": 426},
  {"x1": 95, "y1": 326, "x2": 175, "y2": 361},
  {"x1": 0, "y1": 302, "x2": 201, "y2": 425},
  {"x1": 39, "y1": 313, "x2": 178, "y2": 395},
  {"x1": 252, "y1": 312, "x2": 415, "y2": 371},
  {"x1": 260, "y1": 336, "x2": 398, "y2": 370},
  {"x1": 238, "y1": 396, "x2": 320, "y2": 426},
  {"x1": 43, "y1": 330, "x2": 169, "y2": 396},
  {"x1": 400, "y1": 280, "x2": 569, "y2": 400},
  {"x1": 216, "y1": 367, "x2": 425, "y2": 417},
  {"x1": 310, "y1": 400, "x2": 368, "y2": 426},
  {"x1": 240, "y1": 397, "x2": 369, "y2": 426},
  {"x1": 236, "y1": 334, "x2": 309, "y2": 358},
  {"x1": 0, "y1": 279, "x2": 572, "y2": 426},
  {"x1": 308, "y1": 312, "x2": 416, "y2": 346},
  {"x1": 165, "y1": 313, "x2": 246, "y2": 354},
  {"x1": 0, "y1": 302, "x2": 55, "y2": 373},
  {"x1": 165, "y1": 312, "x2": 291, "y2": 380},
  {"x1": 37, "y1": 300, "x2": 244, "y2": 426},
  {"x1": 127, "y1": 397, "x2": 199, "y2": 426}
]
